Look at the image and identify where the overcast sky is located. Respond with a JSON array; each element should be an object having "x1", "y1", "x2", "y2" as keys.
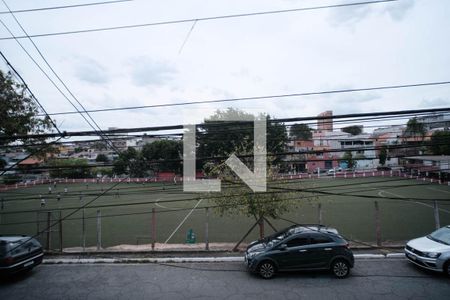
[{"x1": 0, "y1": 0, "x2": 449, "y2": 136}]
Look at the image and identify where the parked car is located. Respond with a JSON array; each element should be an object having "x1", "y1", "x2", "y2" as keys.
[
  {"x1": 0, "y1": 235, "x2": 43, "y2": 276},
  {"x1": 245, "y1": 225, "x2": 354, "y2": 279},
  {"x1": 376, "y1": 166, "x2": 392, "y2": 171},
  {"x1": 327, "y1": 168, "x2": 343, "y2": 175},
  {"x1": 404, "y1": 225, "x2": 450, "y2": 275}
]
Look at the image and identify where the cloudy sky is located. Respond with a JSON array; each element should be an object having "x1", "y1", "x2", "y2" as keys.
[{"x1": 0, "y1": 0, "x2": 449, "y2": 136}]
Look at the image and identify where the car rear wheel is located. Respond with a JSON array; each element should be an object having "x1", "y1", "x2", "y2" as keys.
[
  {"x1": 331, "y1": 259, "x2": 350, "y2": 278},
  {"x1": 258, "y1": 261, "x2": 276, "y2": 279}
]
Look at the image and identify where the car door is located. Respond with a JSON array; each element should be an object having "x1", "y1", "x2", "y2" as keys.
[
  {"x1": 306, "y1": 233, "x2": 336, "y2": 268},
  {"x1": 273, "y1": 235, "x2": 311, "y2": 270}
]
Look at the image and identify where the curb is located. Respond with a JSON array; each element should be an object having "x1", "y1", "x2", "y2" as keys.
[{"x1": 43, "y1": 253, "x2": 405, "y2": 264}]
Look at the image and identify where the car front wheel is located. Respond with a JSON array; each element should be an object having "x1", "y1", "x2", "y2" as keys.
[
  {"x1": 331, "y1": 259, "x2": 350, "y2": 278},
  {"x1": 258, "y1": 261, "x2": 276, "y2": 279},
  {"x1": 444, "y1": 261, "x2": 450, "y2": 277}
]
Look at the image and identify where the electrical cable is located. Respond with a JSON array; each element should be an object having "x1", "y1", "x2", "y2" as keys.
[{"x1": 0, "y1": 0, "x2": 399, "y2": 41}]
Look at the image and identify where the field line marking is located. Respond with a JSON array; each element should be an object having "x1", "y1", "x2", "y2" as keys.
[
  {"x1": 164, "y1": 199, "x2": 203, "y2": 244},
  {"x1": 154, "y1": 197, "x2": 169, "y2": 209},
  {"x1": 427, "y1": 187, "x2": 450, "y2": 195},
  {"x1": 378, "y1": 190, "x2": 450, "y2": 214}
]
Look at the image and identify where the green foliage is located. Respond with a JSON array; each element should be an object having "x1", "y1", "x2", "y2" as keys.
[
  {"x1": 405, "y1": 117, "x2": 426, "y2": 138},
  {"x1": 379, "y1": 146, "x2": 387, "y2": 166},
  {"x1": 198, "y1": 108, "x2": 308, "y2": 220},
  {"x1": 429, "y1": 131, "x2": 450, "y2": 155},
  {"x1": 95, "y1": 154, "x2": 109, "y2": 163},
  {"x1": 141, "y1": 140, "x2": 182, "y2": 173},
  {"x1": 290, "y1": 123, "x2": 312, "y2": 140},
  {"x1": 1, "y1": 174, "x2": 21, "y2": 185},
  {"x1": 197, "y1": 108, "x2": 288, "y2": 167},
  {"x1": 342, "y1": 151, "x2": 356, "y2": 169},
  {"x1": 48, "y1": 158, "x2": 92, "y2": 178},
  {"x1": 0, "y1": 70, "x2": 52, "y2": 146},
  {"x1": 341, "y1": 125, "x2": 363, "y2": 136},
  {"x1": 113, "y1": 147, "x2": 138, "y2": 175},
  {"x1": 112, "y1": 141, "x2": 182, "y2": 177},
  {"x1": 93, "y1": 167, "x2": 113, "y2": 177}
]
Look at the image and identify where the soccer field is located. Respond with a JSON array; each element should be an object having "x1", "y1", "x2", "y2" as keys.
[{"x1": 0, "y1": 176, "x2": 449, "y2": 249}]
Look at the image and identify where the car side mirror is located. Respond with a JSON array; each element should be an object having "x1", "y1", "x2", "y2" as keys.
[{"x1": 279, "y1": 244, "x2": 287, "y2": 250}]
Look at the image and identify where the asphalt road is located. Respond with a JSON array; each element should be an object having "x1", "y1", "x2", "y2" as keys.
[{"x1": 0, "y1": 259, "x2": 449, "y2": 300}]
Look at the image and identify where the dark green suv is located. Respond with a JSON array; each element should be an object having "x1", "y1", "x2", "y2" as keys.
[{"x1": 245, "y1": 225, "x2": 354, "y2": 279}]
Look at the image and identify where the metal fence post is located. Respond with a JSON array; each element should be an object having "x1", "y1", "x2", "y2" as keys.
[
  {"x1": 59, "y1": 211, "x2": 63, "y2": 253},
  {"x1": 434, "y1": 201, "x2": 440, "y2": 230},
  {"x1": 374, "y1": 201, "x2": 381, "y2": 247},
  {"x1": 205, "y1": 207, "x2": 209, "y2": 251},
  {"x1": 318, "y1": 203, "x2": 323, "y2": 225},
  {"x1": 97, "y1": 210, "x2": 102, "y2": 250},
  {"x1": 151, "y1": 208, "x2": 156, "y2": 251},
  {"x1": 82, "y1": 208, "x2": 86, "y2": 251},
  {"x1": 46, "y1": 211, "x2": 51, "y2": 251}
]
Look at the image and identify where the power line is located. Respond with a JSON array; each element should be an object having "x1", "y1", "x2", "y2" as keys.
[
  {"x1": 2, "y1": 107, "x2": 449, "y2": 141},
  {"x1": 0, "y1": 0, "x2": 134, "y2": 14},
  {"x1": 0, "y1": 50, "x2": 63, "y2": 136},
  {"x1": 2, "y1": 113, "x2": 447, "y2": 149},
  {"x1": 0, "y1": 0, "x2": 399, "y2": 41},
  {"x1": 0, "y1": 2, "x2": 120, "y2": 154},
  {"x1": 38, "y1": 81, "x2": 450, "y2": 116}
]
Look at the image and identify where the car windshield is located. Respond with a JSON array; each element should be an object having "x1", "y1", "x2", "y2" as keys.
[
  {"x1": 265, "y1": 232, "x2": 289, "y2": 248},
  {"x1": 427, "y1": 227, "x2": 450, "y2": 245}
]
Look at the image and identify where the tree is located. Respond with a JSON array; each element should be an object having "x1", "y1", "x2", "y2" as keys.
[
  {"x1": 197, "y1": 108, "x2": 288, "y2": 167},
  {"x1": 405, "y1": 117, "x2": 426, "y2": 138},
  {"x1": 342, "y1": 151, "x2": 356, "y2": 169},
  {"x1": 141, "y1": 140, "x2": 182, "y2": 173},
  {"x1": 429, "y1": 131, "x2": 450, "y2": 155},
  {"x1": 290, "y1": 123, "x2": 312, "y2": 140},
  {"x1": 95, "y1": 154, "x2": 109, "y2": 163},
  {"x1": 48, "y1": 158, "x2": 92, "y2": 178},
  {"x1": 379, "y1": 146, "x2": 387, "y2": 166},
  {"x1": 198, "y1": 109, "x2": 311, "y2": 240},
  {"x1": 0, "y1": 70, "x2": 53, "y2": 146},
  {"x1": 112, "y1": 147, "x2": 138, "y2": 175},
  {"x1": 341, "y1": 125, "x2": 363, "y2": 136}
]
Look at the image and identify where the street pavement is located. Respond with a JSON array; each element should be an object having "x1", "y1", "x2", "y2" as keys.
[{"x1": 0, "y1": 258, "x2": 449, "y2": 299}]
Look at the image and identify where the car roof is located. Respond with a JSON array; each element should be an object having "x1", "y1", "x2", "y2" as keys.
[
  {"x1": 0, "y1": 235, "x2": 30, "y2": 243},
  {"x1": 288, "y1": 225, "x2": 339, "y2": 235}
]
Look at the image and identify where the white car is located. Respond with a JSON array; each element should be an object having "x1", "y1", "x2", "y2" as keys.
[{"x1": 404, "y1": 225, "x2": 450, "y2": 275}]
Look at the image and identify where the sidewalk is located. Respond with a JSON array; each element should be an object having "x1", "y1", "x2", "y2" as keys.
[{"x1": 43, "y1": 243, "x2": 406, "y2": 264}]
